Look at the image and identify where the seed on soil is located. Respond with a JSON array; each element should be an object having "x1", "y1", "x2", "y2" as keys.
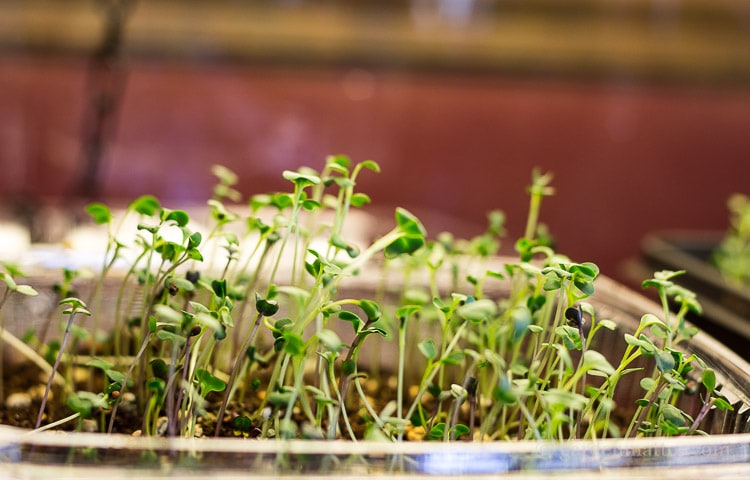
[
  {"x1": 82, "y1": 419, "x2": 97, "y2": 433},
  {"x1": 156, "y1": 417, "x2": 168, "y2": 436},
  {"x1": 406, "y1": 425, "x2": 426, "y2": 441},
  {"x1": 408, "y1": 385, "x2": 419, "y2": 400},
  {"x1": 28, "y1": 384, "x2": 52, "y2": 402},
  {"x1": 5, "y1": 392, "x2": 32, "y2": 410},
  {"x1": 364, "y1": 378, "x2": 379, "y2": 395},
  {"x1": 122, "y1": 392, "x2": 136, "y2": 404}
]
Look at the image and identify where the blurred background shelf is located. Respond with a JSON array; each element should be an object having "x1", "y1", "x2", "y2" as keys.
[{"x1": 1, "y1": 0, "x2": 749, "y2": 84}]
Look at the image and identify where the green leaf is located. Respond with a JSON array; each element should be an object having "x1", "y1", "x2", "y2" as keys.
[
  {"x1": 317, "y1": 329, "x2": 343, "y2": 352},
  {"x1": 493, "y1": 374, "x2": 517, "y2": 405},
  {"x1": 640, "y1": 377, "x2": 656, "y2": 391},
  {"x1": 655, "y1": 350, "x2": 676, "y2": 373},
  {"x1": 278, "y1": 418, "x2": 299, "y2": 439},
  {"x1": 164, "y1": 209, "x2": 190, "y2": 227},
  {"x1": 650, "y1": 323, "x2": 668, "y2": 339},
  {"x1": 67, "y1": 394, "x2": 94, "y2": 418},
  {"x1": 150, "y1": 359, "x2": 169, "y2": 379},
  {"x1": 188, "y1": 231, "x2": 202, "y2": 249},
  {"x1": 338, "y1": 310, "x2": 362, "y2": 333},
  {"x1": 0, "y1": 273, "x2": 13, "y2": 291},
  {"x1": 137, "y1": 223, "x2": 158, "y2": 234},
  {"x1": 301, "y1": 199, "x2": 321, "y2": 211},
  {"x1": 169, "y1": 277, "x2": 195, "y2": 292},
  {"x1": 385, "y1": 234, "x2": 425, "y2": 258},
  {"x1": 713, "y1": 397, "x2": 734, "y2": 411},
  {"x1": 59, "y1": 297, "x2": 91, "y2": 316},
  {"x1": 105, "y1": 369, "x2": 127, "y2": 384},
  {"x1": 452, "y1": 424, "x2": 470, "y2": 438},
  {"x1": 282, "y1": 331, "x2": 305, "y2": 356},
  {"x1": 543, "y1": 275, "x2": 562, "y2": 291},
  {"x1": 432, "y1": 297, "x2": 449, "y2": 313},
  {"x1": 550, "y1": 343, "x2": 573, "y2": 374},
  {"x1": 395, "y1": 304, "x2": 421, "y2": 319},
  {"x1": 282, "y1": 170, "x2": 321, "y2": 187},
  {"x1": 267, "y1": 390, "x2": 294, "y2": 406},
  {"x1": 583, "y1": 350, "x2": 615, "y2": 376},
  {"x1": 358, "y1": 159, "x2": 380, "y2": 173},
  {"x1": 256, "y1": 295, "x2": 279, "y2": 317},
  {"x1": 359, "y1": 326, "x2": 387, "y2": 339},
  {"x1": 196, "y1": 368, "x2": 227, "y2": 394},
  {"x1": 156, "y1": 330, "x2": 186, "y2": 346},
  {"x1": 573, "y1": 277, "x2": 595, "y2": 295},
  {"x1": 358, "y1": 299, "x2": 381, "y2": 323},
  {"x1": 661, "y1": 404, "x2": 687, "y2": 427},
  {"x1": 327, "y1": 154, "x2": 351, "y2": 170},
  {"x1": 85, "y1": 358, "x2": 114, "y2": 371},
  {"x1": 130, "y1": 195, "x2": 160, "y2": 216},
  {"x1": 350, "y1": 193, "x2": 371, "y2": 207},
  {"x1": 232, "y1": 415, "x2": 252, "y2": 433},
  {"x1": 212, "y1": 279, "x2": 227, "y2": 298},
  {"x1": 418, "y1": 338, "x2": 438, "y2": 360},
  {"x1": 570, "y1": 262, "x2": 599, "y2": 278},
  {"x1": 428, "y1": 423, "x2": 446, "y2": 440},
  {"x1": 153, "y1": 304, "x2": 183, "y2": 325},
  {"x1": 510, "y1": 305, "x2": 532, "y2": 343},
  {"x1": 2, "y1": 264, "x2": 26, "y2": 277},
  {"x1": 146, "y1": 378, "x2": 166, "y2": 394},
  {"x1": 206, "y1": 200, "x2": 237, "y2": 225},
  {"x1": 342, "y1": 359, "x2": 357, "y2": 376},
  {"x1": 270, "y1": 193, "x2": 294, "y2": 210},
  {"x1": 702, "y1": 369, "x2": 716, "y2": 393},
  {"x1": 456, "y1": 299, "x2": 497, "y2": 323},
  {"x1": 193, "y1": 311, "x2": 224, "y2": 333},
  {"x1": 394, "y1": 207, "x2": 427, "y2": 236},
  {"x1": 527, "y1": 325, "x2": 544, "y2": 334},
  {"x1": 555, "y1": 325, "x2": 582, "y2": 350},
  {"x1": 625, "y1": 333, "x2": 656, "y2": 356},
  {"x1": 14, "y1": 285, "x2": 38, "y2": 297},
  {"x1": 85, "y1": 203, "x2": 112, "y2": 224},
  {"x1": 526, "y1": 294, "x2": 545, "y2": 312},
  {"x1": 272, "y1": 317, "x2": 293, "y2": 337},
  {"x1": 211, "y1": 164, "x2": 238, "y2": 186},
  {"x1": 249, "y1": 194, "x2": 271, "y2": 211},
  {"x1": 639, "y1": 313, "x2": 666, "y2": 330},
  {"x1": 441, "y1": 350, "x2": 465, "y2": 366},
  {"x1": 597, "y1": 319, "x2": 617, "y2": 331},
  {"x1": 542, "y1": 388, "x2": 587, "y2": 411}
]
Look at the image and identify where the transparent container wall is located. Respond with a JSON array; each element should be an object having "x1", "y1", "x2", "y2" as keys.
[{"x1": 2, "y1": 426, "x2": 750, "y2": 477}]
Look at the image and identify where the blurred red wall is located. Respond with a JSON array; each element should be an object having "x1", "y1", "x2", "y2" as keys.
[{"x1": 1, "y1": 55, "x2": 749, "y2": 284}]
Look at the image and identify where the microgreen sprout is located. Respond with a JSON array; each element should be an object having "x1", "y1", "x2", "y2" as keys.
[
  {"x1": 714, "y1": 193, "x2": 750, "y2": 286},
  {"x1": 4, "y1": 158, "x2": 727, "y2": 447},
  {"x1": 36, "y1": 297, "x2": 91, "y2": 429},
  {"x1": 0, "y1": 265, "x2": 39, "y2": 402}
]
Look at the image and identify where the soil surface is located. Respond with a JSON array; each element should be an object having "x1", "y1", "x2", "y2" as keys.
[{"x1": 0, "y1": 360, "x2": 406, "y2": 440}]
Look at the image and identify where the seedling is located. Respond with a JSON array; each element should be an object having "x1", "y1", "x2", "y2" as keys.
[
  {"x1": 2, "y1": 156, "x2": 723, "y2": 447},
  {"x1": 714, "y1": 193, "x2": 750, "y2": 286},
  {"x1": 0, "y1": 266, "x2": 39, "y2": 402},
  {"x1": 35, "y1": 297, "x2": 91, "y2": 429}
]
